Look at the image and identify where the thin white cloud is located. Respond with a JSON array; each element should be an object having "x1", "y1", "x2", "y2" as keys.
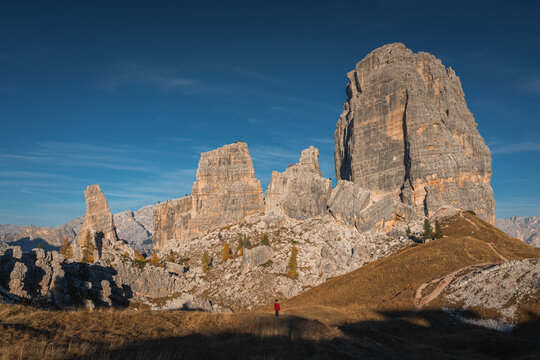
[
  {"x1": 95, "y1": 62, "x2": 209, "y2": 94},
  {"x1": 491, "y1": 141, "x2": 540, "y2": 154}
]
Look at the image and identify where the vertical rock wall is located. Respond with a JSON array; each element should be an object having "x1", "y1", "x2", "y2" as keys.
[{"x1": 334, "y1": 43, "x2": 495, "y2": 223}]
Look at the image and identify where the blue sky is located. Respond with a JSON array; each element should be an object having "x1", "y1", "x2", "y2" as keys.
[{"x1": 1, "y1": 0, "x2": 539, "y2": 226}]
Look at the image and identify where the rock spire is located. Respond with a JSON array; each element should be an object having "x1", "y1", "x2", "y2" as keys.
[{"x1": 334, "y1": 43, "x2": 495, "y2": 223}]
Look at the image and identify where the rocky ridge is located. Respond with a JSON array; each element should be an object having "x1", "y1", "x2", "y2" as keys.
[{"x1": 334, "y1": 43, "x2": 495, "y2": 225}]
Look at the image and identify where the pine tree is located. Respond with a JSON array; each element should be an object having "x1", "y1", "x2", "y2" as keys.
[
  {"x1": 59, "y1": 237, "x2": 73, "y2": 259},
  {"x1": 287, "y1": 246, "x2": 299, "y2": 280},
  {"x1": 81, "y1": 231, "x2": 96, "y2": 263},
  {"x1": 133, "y1": 250, "x2": 146, "y2": 269},
  {"x1": 261, "y1": 233, "x2": 269, "y2": 246},
  {"x1": 221, "y1": 243, "x2": 230, "y2": 261},
  {"x1": 406, "y1": 226, "x2": 411, "y2": 236},
  {"x1": 423, "y1": 219, "x2": 433, "y2": 239},
  {"x1": 148, "y1": 249, "x2": 162, "y2": 267},
  {"x1": 434, "y1": 220, "x2": 443, "y2": 239},
  {"x1": 202, "y1": 251, "x2": 211, "y2": 273}
]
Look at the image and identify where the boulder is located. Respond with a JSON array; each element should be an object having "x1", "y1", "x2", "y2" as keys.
[{"x1": 242, "y1": 246, "x2": 273, "y2": 268}]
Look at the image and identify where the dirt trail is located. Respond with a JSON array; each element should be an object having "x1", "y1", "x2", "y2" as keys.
[{"x1": 414, "y1": 242, "x2": 508, "y2": 310}]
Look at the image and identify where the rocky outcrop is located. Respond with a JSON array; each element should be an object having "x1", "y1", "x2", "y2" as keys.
[
  {"x1": 74, "y1": 185, "x2": 119, "y2": 260},
  {"x1": 265, "y1": 146, "x2": 332, "y2": 220},
  {"x1": 153, "y1": 142, "x2": 265, "y2": 249},
  {"x1": 242, "y1": 245, "x2": 273, "y2": 268},
  {"x1": 327, "y1": 180, "x2": 370, "y2": 227},
  {"x1": 334, "y1": 43, "x2": 495, "y2": 224},
  {"x1": 496, "y1": 216, "x2": 540, "y2": 247}
]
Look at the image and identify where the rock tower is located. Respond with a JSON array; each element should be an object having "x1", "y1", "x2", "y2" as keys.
[{"x1": 334, "y1": 43, "x2": 495, "y2": 223}]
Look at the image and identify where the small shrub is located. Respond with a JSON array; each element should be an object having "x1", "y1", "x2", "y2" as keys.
[
  {"x1": 467, "y1": 210, "x2": 477, "y2": 216},
  {"x1": 37, "y1": 243, "x2": 42, "y2": 249},
  {"x1": 218, "y1": 233, "x2": 222, "y2": 240},
  {"x1": 287, "y1": 246, "x2": 299, "y2": 280},
  {"x1": 134, "y1": 250, "x2": 146, "y2": 269},
  {"x1": 423, "y1": 219, "x2": 433, "y2": 239},
  {"x1": 337, "y1": 237, "x2": 342, "y2": 241},
  {"x1": 202, "y1": 251, "x2": 211, "y2": 273},
  {"x1": 225, "y1": 224, "x2": 231, "y2": 231},
  {"x1": 406, "y1": 226, "x2": 411, "y2": 236},
  {"x1": 261, "y1": 233, "x2": 269, "y2": 246},
  {"x1": 221, "y1": 243, "x2": 230, "y2": 261}
]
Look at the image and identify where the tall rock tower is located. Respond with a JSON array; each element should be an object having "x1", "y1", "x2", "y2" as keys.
[{"x1": 334, "y1": 43, "x2": 495, "y2": 223}]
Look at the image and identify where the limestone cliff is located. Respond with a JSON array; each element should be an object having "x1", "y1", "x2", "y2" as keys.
[
  {"x1": 74, "y1": 184, "x2": 119, "y2": 260},
  {"x1": 265, "y1": 146, "x2": 332, "y2": 220},
  {"x1": 153, "y1": 142, "x2": 264, "y2": 249},
  {"x1": 334, "y1": 43, "x2": 495, "y2": 223}
]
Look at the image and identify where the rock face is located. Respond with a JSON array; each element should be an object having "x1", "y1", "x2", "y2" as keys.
[
  {"x1": 153, "y1": 142, "x2": 265, "y2": 249},
  {"x1": 266, "y1": 146, "x2": 332, "y2": 220},
  {"x1": 74, "y1": 185, "x2": 119, "y2": 260},
  {"x1": 334, "y1": 43, "x2": 495, "y2": 223},
  {"x1": 153, "y1": 197, "x2": 192, "y2": 250},
  {"x1": 496, "y1": 216, "x2": 540, "y2": 247}
]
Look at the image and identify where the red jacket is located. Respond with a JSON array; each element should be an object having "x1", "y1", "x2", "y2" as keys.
[{"x1": 274, "y1": 302, "x2": 280, "y2": 311}]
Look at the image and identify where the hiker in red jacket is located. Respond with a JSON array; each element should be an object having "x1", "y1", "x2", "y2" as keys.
[{"x1": 274, "y1": 299, "x2": 280, "y2": 317}]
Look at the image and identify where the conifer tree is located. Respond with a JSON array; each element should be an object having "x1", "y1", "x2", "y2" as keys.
[
  {"x1": 133, "y1": 250, "x2": 146, "y2": 269},
  {"x1": 202, "y1": 251, "x2": 211, "y2": 273},
  {"x1": 81, "y1": 231, "x2": 96, "y2": 263},
  {"x1": 148, "y1": 249, "x2": 162, "y2": 267},
  {"x1": 261, "y1": 233, "x2": 270, "y2": 246},
  {"x1": 406, "y1": 226, "x2": 411, "y2": 236},
  {"x1": 434, "y1": 220, "x2": 443, "y2": 239},
  {"x1": 59, "y1": 237, "x2": 73, "y2": 259},
  {"x1": 221, "y1": 243, "x2": 230, "y2": 261},
  {"x1": 423, "y1": 219, "x2": 433, "y2": 239},
  {"x1": 287, "y1": 246, "x2": 299, "y2": 280}
]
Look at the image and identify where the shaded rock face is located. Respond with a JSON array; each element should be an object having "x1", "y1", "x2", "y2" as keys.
[
  {"x1": 74, "y1": 185, "x2": 119, "y2": 260},
  {"x1": 153, "y1": 142, "x2": 264, "y2": 249},
  {"x1": 266, "y1": 146, "x2": 332, "y2": 220},
  {"x1": 334, "y1": 43, "x2": 495, "y2": 223}
]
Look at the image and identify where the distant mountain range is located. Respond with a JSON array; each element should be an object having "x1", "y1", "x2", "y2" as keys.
[
  {"x1": 0, "y1": 205, "x2": 154, "y2": 254},
  {"x1": 496, "y1": 216, "x2": 540, "y2": 247}
]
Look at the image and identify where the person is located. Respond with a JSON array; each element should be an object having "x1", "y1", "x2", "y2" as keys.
[{"x1": 274, "y1": 299, "x2": 280, "y2": 317}]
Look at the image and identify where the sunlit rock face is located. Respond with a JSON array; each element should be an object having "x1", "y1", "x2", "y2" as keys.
[
  {"x1": 334, "y1": 43, "x2": 495, "y2": 223},
  {"x1": 153, "y1": 142, "x2": 264, "y2": 249},
  {"x1": 265, "y1": 146, "x2": 332, "y2": 220},
  {"x1": 74, "y1": 184, "x2": 119, "y2": 260}
]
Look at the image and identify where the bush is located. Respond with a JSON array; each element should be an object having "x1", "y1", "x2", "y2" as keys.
[
  {"x1": 434, "y1": 220, "x2": 443, "y2": 239},
  {"x1": 261, "y1": 233, "x2": 269, "y2": 246},
  {"x1": 406, "y1": 226, "x2": 411, "y2": 236},
  {"x1": 287, "y1": 246, "x2": 299, "y2": 280},
  {"x1": 59, "y1": 237, "x2": 73, "y2": 259},
  {"x1": 202, "y1": 251, "x2": 211, "y2": 273},
  {"x1": 134, "y1": 250, "x2": 146, "y2": 269},
  {"x1": 221, "y1": 243, "x2": 230, "y2": 261},
  {"x1": 423, "y1": 219, "x2": 433, "y2": 239},
  {"x1": 467, "y1": 210, "x2": 477, "y2": 216}
]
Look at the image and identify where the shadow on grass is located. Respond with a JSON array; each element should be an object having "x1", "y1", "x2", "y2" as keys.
[{"x1": 71, "y1": 309, "x2": 540, "y2": 360}]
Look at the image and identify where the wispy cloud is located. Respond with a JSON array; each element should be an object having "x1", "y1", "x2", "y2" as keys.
[
  {"x1": 491, "y1": 141, "x2": 540, "y2": 154},
  {"x1": 95, "y1": 62, "x2": 209, "y2": 93},
  {"x1": 522, "y1": 76, "x2": 540, "y2": 97}
]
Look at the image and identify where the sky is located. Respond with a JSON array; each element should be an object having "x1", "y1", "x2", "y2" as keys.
[{"x1": 1, "y1": 0, "x2": 539, "y2": 226}]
